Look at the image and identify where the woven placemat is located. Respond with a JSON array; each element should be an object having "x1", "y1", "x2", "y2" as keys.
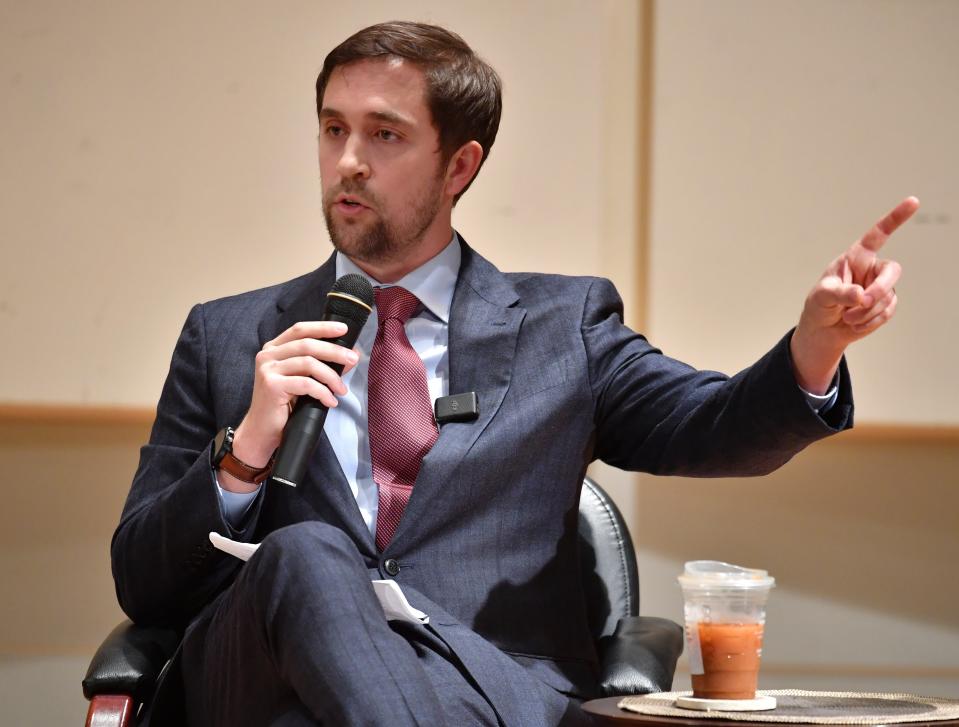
[{"x1": 618, "y1": 690, "x2": 959, "y2": 724}]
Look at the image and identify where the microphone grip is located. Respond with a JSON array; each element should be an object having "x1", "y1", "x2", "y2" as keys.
[
  {"x1": 270, "y1": 404, "x2": 329, "y2": 487},
  {"x1": 269, "y1": 336, "x2": 352, "y2": 487},
  {"x1": 269, "y1": 305, "x2": 370, "y2": 487}
]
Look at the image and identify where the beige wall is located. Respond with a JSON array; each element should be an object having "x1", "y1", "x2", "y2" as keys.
[
  {"x1": 0, "y1": 0, "x2": 639, "y2": 407},
  {"x1": 1, "y1": 0, "x2": 956, "y2": 721},
  {"x1": 637, "y1": 0, "x2": 958, "y2": 696},
  {"x1": 648, "y1": 0, "x2": 959, "y2": 425},
  {"x1": 1, "y1": 418, "x2": 141, "y2": 655}
]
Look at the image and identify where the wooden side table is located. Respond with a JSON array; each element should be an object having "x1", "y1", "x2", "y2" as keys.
[{"x1": 582, "y1": 697, "x2": 959, "y2": 727}]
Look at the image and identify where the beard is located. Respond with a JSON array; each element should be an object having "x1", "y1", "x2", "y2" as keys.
[{"x1": 323, "y1": 173, "x2": 444, "y2": 267}]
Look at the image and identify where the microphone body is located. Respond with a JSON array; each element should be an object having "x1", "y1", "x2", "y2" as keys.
[{"x1": 270, "y1": 276, "x2": 374, "y2": 487}]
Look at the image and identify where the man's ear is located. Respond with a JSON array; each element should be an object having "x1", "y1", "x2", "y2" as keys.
[{"x1": 444, "y1": 141, "x2": 484, "y2": 199}]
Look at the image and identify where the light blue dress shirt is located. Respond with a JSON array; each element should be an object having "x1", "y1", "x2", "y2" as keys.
[{"x1": 217, "y1": 234, "x2": 837, "y2": 530}]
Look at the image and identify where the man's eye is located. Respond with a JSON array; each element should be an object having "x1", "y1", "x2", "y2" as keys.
[
  {"x1": 326, "y1": 125, "x2": 345, "y2": 137},
  {"x1": 376, "y1": 129, "x2": 398, "y2": 141}
]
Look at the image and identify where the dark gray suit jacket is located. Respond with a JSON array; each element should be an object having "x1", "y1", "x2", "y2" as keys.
[{"x1": 112, "y1": 239, "x2": 852, "y2": 715}]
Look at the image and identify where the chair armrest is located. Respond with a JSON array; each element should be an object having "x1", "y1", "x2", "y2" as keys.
[
  {"x1": 82, "y1": 620, "x2": 180, "y2": 705},
  {"x1": 597, "y1": 615, "x2": 684, "y2": 696},
  {"x1": 85, "y1": 695, "x2": 134, "y2": 727}
]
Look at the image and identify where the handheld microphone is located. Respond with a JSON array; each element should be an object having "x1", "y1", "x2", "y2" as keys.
[{"x1": 270, "y1": 273, "x2": 374, "y2": 487}]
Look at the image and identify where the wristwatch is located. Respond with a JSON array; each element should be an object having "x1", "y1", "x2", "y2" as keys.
[{"x1": 211, "y1": 427, "x2": 275, "y2": 485}]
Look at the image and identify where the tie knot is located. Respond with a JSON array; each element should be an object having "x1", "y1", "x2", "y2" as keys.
[{"x1": 375, "y1": 286, "x2": 420, "y2": 325}]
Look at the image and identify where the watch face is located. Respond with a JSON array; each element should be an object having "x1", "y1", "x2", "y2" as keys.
[{"x1": 212, "y1": 427, "x2": 234, "y2": 467}]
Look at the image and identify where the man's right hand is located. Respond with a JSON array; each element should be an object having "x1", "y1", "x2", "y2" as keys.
[{"x1": 220, "y1": 321, "x2": 360, "y2": 493}]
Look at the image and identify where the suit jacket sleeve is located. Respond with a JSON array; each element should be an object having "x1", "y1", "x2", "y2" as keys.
[
  {"x1": 111, "y1": 303, "x2": 257, "y2": 626},
  {"x1": 583, "y1": 278, "x2": 853, "y2": 475}
]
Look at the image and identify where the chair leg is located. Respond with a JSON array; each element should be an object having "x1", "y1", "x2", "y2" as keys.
[{"x1": 85, "y1": 695, "x2": 134, "y2": 727}]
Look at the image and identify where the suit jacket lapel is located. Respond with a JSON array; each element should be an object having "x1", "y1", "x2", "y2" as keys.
[
  {"x1": 261, "y1": 255, "x2": 335, "y2": 344},
  {"x1": 262, "y1": 254, "x2": 376, "y2": 552},
  {"x1": 388, "y1": 242, "x2": 525, "y2": 551}
]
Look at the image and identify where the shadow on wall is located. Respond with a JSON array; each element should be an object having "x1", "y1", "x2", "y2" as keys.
[
  {"x1": 1, "y1": 419, "x2": 147, "y2": 654},
  {"x1": 634, "y1": 435, "x2": 959, "y2": 630}
]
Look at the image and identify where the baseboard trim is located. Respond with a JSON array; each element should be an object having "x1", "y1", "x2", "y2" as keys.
[
  {"x1": 829, "y1": 423, "x2": 959, "y2": 444},
  {"x1": 0, "y1": 403, "x2": 155, "y2": 426}
]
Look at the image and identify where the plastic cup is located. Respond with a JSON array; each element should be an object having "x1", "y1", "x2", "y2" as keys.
[{"x1": 677, "y1": 560, "x2": 775, "y2": 700}]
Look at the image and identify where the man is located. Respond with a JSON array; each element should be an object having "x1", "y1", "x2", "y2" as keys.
[{"x1": 112, "y1": 21, "x2": 916, "y2": 727}]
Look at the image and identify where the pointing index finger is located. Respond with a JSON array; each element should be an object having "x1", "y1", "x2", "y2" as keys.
[{"x1": 859, "y1": 196, "x2": 920, "y2": 252}]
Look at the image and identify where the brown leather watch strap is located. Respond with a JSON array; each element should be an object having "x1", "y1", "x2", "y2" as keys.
[{"x1": 217, "y1": 450, "x2": 275, "y2": 485}]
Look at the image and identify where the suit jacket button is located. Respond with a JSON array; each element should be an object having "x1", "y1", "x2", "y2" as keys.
[{"x1": 383, "y1": 558, "x2": 400, "y2": 577}]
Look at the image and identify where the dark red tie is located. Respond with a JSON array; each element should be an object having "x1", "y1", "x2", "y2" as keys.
[{"x1": 369, "y1": 286, "x2": 439, "y2": 551}]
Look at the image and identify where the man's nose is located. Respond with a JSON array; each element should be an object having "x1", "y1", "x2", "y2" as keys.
[{"x1": 336, "y1": 137, "x2": 370, "y2": 180}]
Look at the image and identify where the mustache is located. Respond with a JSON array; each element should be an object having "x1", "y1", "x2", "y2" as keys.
[{"x1": 325, "y1": 182, "x2": 378, "y2": 209}]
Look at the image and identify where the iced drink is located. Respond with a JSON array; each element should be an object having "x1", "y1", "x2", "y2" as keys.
[
  {"x1": 691, "y1": 622, "x2": 764, "y2": 699},
  {"x1": 678, "y1": 561, "x2": 774, "y2": 701}
]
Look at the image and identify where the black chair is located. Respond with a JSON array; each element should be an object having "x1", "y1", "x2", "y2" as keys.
[{"x1": 82, "y1": 477, "x2": 683, "y2": 726}]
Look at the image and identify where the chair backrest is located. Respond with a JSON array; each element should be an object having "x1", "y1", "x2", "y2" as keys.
[{"x1": 577, "y1": 477, "x2": 639, "y2": 643}]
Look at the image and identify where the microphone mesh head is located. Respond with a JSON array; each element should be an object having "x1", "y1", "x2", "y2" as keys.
[
  {"x1": 326, "y1": 274, "x2": 375, "y2": 324},
  {"x1": 332, "y1": 273, "x2": 375, "y2": 306}
]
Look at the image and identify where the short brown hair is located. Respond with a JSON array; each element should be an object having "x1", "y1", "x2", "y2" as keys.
[{"x1": 316, "y1": 21, "x2": 502, "y2": 202}]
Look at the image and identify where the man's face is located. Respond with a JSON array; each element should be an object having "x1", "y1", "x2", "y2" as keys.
[{"x1": 319, "y1": 58, "x2": 448, "y2": 269}]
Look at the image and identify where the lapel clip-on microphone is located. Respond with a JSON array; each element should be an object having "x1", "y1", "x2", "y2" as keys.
[{"x1": 434, "y1": 392, "x2": 480, "y2": 426}]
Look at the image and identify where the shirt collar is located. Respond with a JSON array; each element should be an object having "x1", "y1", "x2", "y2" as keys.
[{"x1": 334, "y1": 232, "x2": 461, "y2": 324}]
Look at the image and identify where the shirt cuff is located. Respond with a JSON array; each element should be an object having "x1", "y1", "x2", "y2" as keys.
[
  {"x1": 799, "y1": 370, "x2": 840, "y2": 415},
  {"x1": 214, "y1": 472, "x2": 262, "y2": 526}
]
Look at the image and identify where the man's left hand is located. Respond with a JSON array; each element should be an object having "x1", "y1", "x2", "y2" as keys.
[{"x1": 790, "y1": 196, "x2": 920, "y2": 394}]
